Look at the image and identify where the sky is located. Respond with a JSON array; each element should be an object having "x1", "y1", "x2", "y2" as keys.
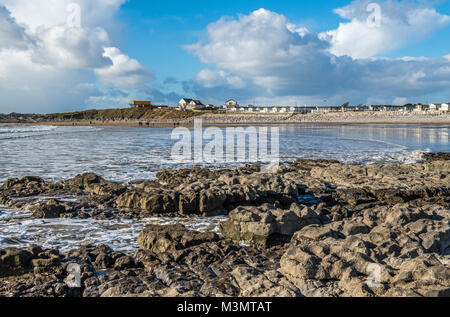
[{"x1": 0, "y1": 0, "x2": 450, "y2": 113}]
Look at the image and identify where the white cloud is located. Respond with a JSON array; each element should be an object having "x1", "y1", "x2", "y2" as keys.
[
  {"x1": 0, "y1": 5, "x2": 31, "y2": 50},
  {"x1": 0, "y1": 1, "x2": 161, "y2": 113},
  {"x1": 95, "y1": 47, "x2": 154, "y2": 90},
  {"x1": 196, "y1": 69, "x2": 246, "y2": 89},
  {"x1": 0, "y1": 49, "x2": 101, "y2": 113},
  {"x1": 1, "y1": 0, "x2": 127, "y2": 32},
  {"x1": 32, "y1": 25, "x2": 112, "y2": 69},
  {"x1": 187, "y1": 7, "x2": 450, "y2": 105},
  {"x1": 319, "y1": 0, "x2": 450, "y2": 59}
]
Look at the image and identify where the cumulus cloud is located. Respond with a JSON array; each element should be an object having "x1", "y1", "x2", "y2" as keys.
[
  {"x1": 0, "y1": 5, "x2": 31, "y2": 50},
  {"x1": 320, "y1": 0, "x2": 450, "y2": 59},
  {"x1": 1, "y1": 0, "x2": 127, "y2": 33},
  {"x1": 196, "y1": 69, "x2": 246, "y2": 89},
  {"x1": 0, "y1": 1, "x2": 162, "y2": 113},
  {"x1": 187, "y1": 6, "x2": 450, "y2": 105},
  {"x1": 32, "y1": 26, "x2": 112, "y2": 69},
  {"x1": 95, "y1": 47, "x2": 154, "y2": 90},
  {"x1": 0, "y1": 49, "x2": 101, "y2": 113}
]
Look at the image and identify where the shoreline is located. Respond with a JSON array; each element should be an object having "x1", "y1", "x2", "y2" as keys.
[
  {"x1": 1, "y1": 111, "x2": 450, "y2": 127},
  {"x1": 1, "y1": 119, "x2": 450, "y2": 128}
]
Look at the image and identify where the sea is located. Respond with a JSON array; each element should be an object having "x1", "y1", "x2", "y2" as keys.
[{"x1": 0, "y1": 123, "x2": 448, "y2": 253}]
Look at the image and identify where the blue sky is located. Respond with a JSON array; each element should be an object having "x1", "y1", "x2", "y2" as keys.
[
  {"x1": 1, "y1": 0, "x2": 450, "y2": 113},
  {"x1": 118, "y1": 0, "x2": 450, "y2": 92}
]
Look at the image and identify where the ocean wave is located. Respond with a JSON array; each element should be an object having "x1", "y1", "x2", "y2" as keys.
[{"x1": 0, "y1": 125, "x2": 58, "y2": 134}]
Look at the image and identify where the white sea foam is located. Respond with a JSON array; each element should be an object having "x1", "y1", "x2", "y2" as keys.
[
  {"x1": 0, "y1": 125, "x2": 57, "y2": 133},
  {"x1": 0, "y1": 206, "x2": 227, "y2": 254}
]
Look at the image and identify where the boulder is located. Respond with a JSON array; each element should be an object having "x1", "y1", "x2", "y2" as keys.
[
  {"x1": 199, "y1": 188, "x2": 226, "y2": 214},
  {"x1": 137, "y1": 224, "x2": 220, "y2": 254},
  {"x1": 31, "y1": 199, "x2": 66, "y2": 218},
  {"x1": 220, "y1": 203, "x2": 321, "y2": 246},
  {"x1": 66, "y1": 173, "x2": 125, "y2": 196},
  {"x1": 116, "y1": 191, "x2": 178, "y2": 214},
  {"x1": 0, "y1": 248, "x2": 34, "y2": 277}
]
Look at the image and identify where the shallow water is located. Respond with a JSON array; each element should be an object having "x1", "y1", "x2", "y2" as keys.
[
  {"x1": 0, "y1": 124, "x2": 448, "y2": 183},
  {"x1": 0, "y1": 206, "x2": 227, "y2": 254},
  {"x1": 0, "y1": 123, "x2": 448, "y2": 253}
]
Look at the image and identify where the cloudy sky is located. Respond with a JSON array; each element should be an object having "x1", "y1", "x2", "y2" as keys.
[{"x1": 0, "y1": 0, "x2": 449, "y2": 113}]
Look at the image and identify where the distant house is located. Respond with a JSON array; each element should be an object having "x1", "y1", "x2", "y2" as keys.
[
  {"x1": 178, "y1": 98, "x2": 205, "y2": 110},
  {"x1": 441, "y1": 103, "x2": 449, "y2": 112},
  {"x1": 402, "y1": 104, "x2": 415, "y2": 112},
  {"x1": 178, "y1": 98, "x2": 193, "y2": 110},
  {"x1": 355, "y1": 105, "x2": 370, "y2": 112},
  {"x1": 429, "y1": 104, "x2": 437, "y2": 111},
  {"x1": 369, "y1": 105, "x2": 382, "y2": 111},
  {"x1": 225, "y1": 99, "x2": 239, "y2": 107},
  {"x1": 382, "y1": 106, "x2": 403, "y2": 112},
  {"x1": 187, "y1": 100, "x2": 205, "y2": 110},
  {"x1": 414, "y1": 104, "x2": 424, "y2": 111}
]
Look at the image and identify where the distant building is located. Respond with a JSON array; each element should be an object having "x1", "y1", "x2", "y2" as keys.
[
  {"x1": 178, "y1": 98, "x2": 205, "y2": 110},
  {"x1": 369, "y1": 105, "x2": 383, "y2": 111},
  {"x1": 130, "y1": 100, "x2": 152, "y2": 108},
  {"x1": 414, "y1": 104, "x2": 424, "y2": 111},
  {"x1": 429, "y1": 104, "x2": 437, "y2": 111},
  {"x1": 178, "y1": 98, "x2": 193, "y2": 110},
  {"x1": 382, "y1": 105, "x2": 403, "y2": 112},
  {"x1": 225, "y1": 99, "x2": 239, "y2": 107},
  {"x1": 441, "y1": 103, "x2": 449, "y2": 112}
]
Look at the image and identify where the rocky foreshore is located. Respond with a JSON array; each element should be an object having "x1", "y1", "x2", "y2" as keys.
[{"x1": 0, "y1": 153, "x2": 449, "y2": 297}]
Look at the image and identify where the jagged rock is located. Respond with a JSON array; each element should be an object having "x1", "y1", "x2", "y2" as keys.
[
  {"x1": 199, "y1": 188, "x2": 226, "y2": 214},
  {"x1": 220, "y1": 203, "x2": 321, "y2": 246},
  {"x1": 137, "y1": 224, "x2": 220, "y2": 254},
  {"x1": 0, "y1": 249, "x2": 34, "y2": 277},
  {"x1": 31, "y1": 199, "x2": 67, "y2": 218},
  {"x1": 178, "y1": 191, "x2": 198, "y2": 214},
  {"x1": 66, "y1": 173, "x2": 125, "y2": 196},
  {"x1": 116, "y1": 191, "x2": 178, "y2": 214}
]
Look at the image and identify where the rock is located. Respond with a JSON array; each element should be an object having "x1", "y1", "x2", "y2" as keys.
[
  {"x1": 114, "y1": 256, "x2": 136, "y2": 270},
  {"x1": 422, "y1": 152, "x2": 450, "y2": 162},
  {"x1": 116, "y1": 191, "x2": 178, "y2": 214},
  {"x1": 0, "y1": 249, "x2": 34, "y2": 277},
  {"x1": 31, "y1": 199, "x2": 66, "y2": 218},
  {"x1": 199, "y1": 188, "x2": 226, "y2": 214},
  {"x1": 178, "y1": 191, "x2": 198, "y2": 214},
  {"x1": 220, "y1": 203, "x2": 321, "y2": 246},
  {"x1": 66, "y1": 173, "x2": 125, "y2": 196},
  {"x1": 342, "y1": 221, "x2": 370, "y2": 236},
  {"x1": 137, "y1": 224, "x2": 220, "y2": 254}
]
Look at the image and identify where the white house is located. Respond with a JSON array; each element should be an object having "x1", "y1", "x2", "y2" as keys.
[
  {"x1": 224, "y1": 99, "x2": 239, "y2": 108},
  {"x1": 429, "y1": 104, "x2": 437, "y2": 111},
  {"x1": 178, "y1": 98, "x2": 192, "y2": 110},
  {"x1": 178, "y1": 98, "x2": 205, "y2": 110},
  {"x1": 440, "y1": 103, "x2": 449, "y2": 112}
]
